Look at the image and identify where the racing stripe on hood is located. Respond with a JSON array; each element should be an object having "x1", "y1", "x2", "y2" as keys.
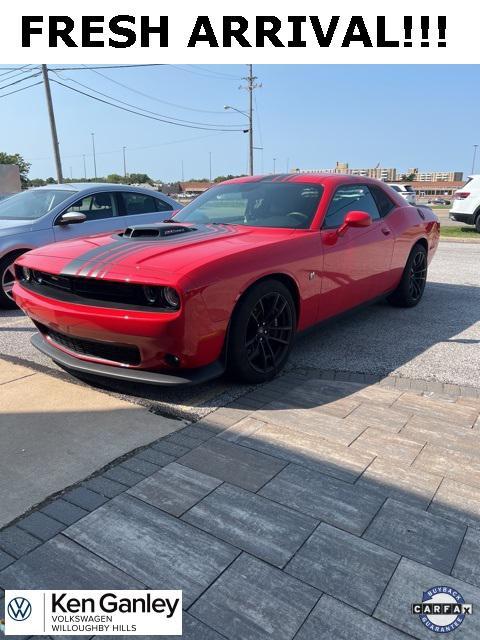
[
  {"x1": 89, "y1": 225, "x2": 234, "y2": 279},
  {"x1": 60, "y1": 224, "x2": 235, "y2": 278}
]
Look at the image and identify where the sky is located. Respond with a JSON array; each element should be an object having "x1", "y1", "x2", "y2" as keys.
[{"x1": 0, "y1": 64, "x2": 477, "y2": 182}]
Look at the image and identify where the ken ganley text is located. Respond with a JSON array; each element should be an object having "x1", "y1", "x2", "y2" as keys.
[{"x1": 4, "y1": 590, "x2": 182, "y2": 636}]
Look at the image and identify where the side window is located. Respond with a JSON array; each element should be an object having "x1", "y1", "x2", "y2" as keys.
[
  {"x1": 322, "y1": 185, "x2": 381, "y2": 229},
  {"x1": 62, "y1": 193, "x2": 116, "y2": 221},
  {"x1": 121, "y1": 192, "x2": 170, "y2": 215},
  {"x1": 370, "y1": 186, "x2": 396, "y2": 217},
  {"x1": 155, "y1": 197, "x2": 174, "y2": 213}
]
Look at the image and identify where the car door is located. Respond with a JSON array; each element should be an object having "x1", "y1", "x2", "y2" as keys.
[
  {"x1": 117, "y1": 191, "x2": 174, "y2": 227},
  {"x1": 317, "y1": 183, "x2": 394, "y2": 321},
  {"x1": 53, "y1": 192, "x2": 121, "y2": 242}
]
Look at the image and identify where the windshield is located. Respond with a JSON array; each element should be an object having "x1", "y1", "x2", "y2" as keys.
[
  {"x1": 0, "y1": 189, "x2": 76, "y2": 220},
  {"x1": 174, "y1": 182, "x2": 324, "y2": 229}
]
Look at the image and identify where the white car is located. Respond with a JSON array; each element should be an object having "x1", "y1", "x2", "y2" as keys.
[
  {"x1": 386, "y1": 183, "x2": 417, "y2": 205},
  {"x1": 449, "y1": 175, "x2": 480, "y2": 232}
]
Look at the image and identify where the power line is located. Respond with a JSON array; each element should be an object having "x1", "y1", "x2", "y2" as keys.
[
  {"x1": 168, "y1": 65, "x2": 242, "y2": 81},
  {"x1": 0, "y1": 65, "x2": 36, "y2": 81},
  {"x1": 185, "y1": 65, "x2": 241, "y2": 79},
  {"x1": 84, "y1": 65, "x2": 232, "y2": 115},
  {"x1": 52, "y1": 70, "x2": 243, "y2": 128},
  {"x1": 50, "y1": 79, "x2": 247, "y2": 132},
  {"x1": 0, "y1": 71, "x2": 42, "y2": 92},
  {"x1": 49, "y1": 64, "x2": 164, "y2": 71},
  {"x1": 0, "y1": 64, "x2": 35, "y2": 74},
  {"x1": 0, "y1": 80, "x2": 42, "y2": 99}
]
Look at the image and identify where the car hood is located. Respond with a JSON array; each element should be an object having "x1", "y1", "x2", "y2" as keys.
[{"x1": 19, "y1": 223, "x2": 296, "y2": 281}]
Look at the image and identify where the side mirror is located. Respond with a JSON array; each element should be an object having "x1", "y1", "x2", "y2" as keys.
[
  {"x1": 337, "y1": 210, "x2": 372, "y2": 236},
  {"x1": 58, "y1": 211, "x2": 87, "y2": 225}
]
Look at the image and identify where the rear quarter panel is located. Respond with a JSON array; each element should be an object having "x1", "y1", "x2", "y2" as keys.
[{"x1": 388, "y1": 206, "x2": 439, "y2": 283}]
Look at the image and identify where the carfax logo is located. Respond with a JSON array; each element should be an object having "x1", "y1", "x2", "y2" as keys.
[
  {"x1": 412, "y1": 586, "x2": 473, "y2": 633},
  {"x1": 7, "y1": 597, "x2": 32, "y2": 621}
]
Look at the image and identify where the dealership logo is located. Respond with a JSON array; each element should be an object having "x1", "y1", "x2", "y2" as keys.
[
  {"x1": 412, "y1": 586, "x2": 473, "y2": 633},
  {"x1": 7, "y1": 597, "x2": 32, "y2": 622}
]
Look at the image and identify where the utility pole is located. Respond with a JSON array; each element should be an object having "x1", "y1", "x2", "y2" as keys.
[
  {"x1": 181, "y1": 160, "x2": 185, "y2": 182},
  {"x1": 122, "y1": 146, "x2": 127, "y2": 179},
  {"x1": 91, "y1": 133, "x2": 97, "y2": 180},
  {"x1": 241, "y1": 64, "x2": 261, "y2": 176},
  {"x1": 82, "y1": 155, "x2": 87, "y2": 180},
  {"x1": 209, "y1": 151, "x2": 212, "y2": 182},
  {"x1": 472, "y1": 145, "x2": 478, "y2": 174},
  {"x1": 41, "y1": 64, "x2": 63, "y2": 184},
  {"x1": 273, "y1": 157, "x2": 277, "y2": 174}
]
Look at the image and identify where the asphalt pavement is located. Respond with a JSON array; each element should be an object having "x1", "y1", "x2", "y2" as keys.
[{"x1": 0, "y1": 242, "x2": 479, "y2": 421}]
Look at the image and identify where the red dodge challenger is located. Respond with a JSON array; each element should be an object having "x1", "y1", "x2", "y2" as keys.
[{"x1": 13, "y1": 174, "x2": 439, "y2": 386}]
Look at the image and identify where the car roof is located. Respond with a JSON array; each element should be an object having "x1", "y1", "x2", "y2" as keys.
[
  {"x1": 220, "y1": 173, "x2": 391, "y2": 188},
  {"x1": 32, "y1": 183, "x2": 165, "y2": 194}
]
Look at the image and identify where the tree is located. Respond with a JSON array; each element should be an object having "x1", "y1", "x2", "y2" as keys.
[
  {"x1": 28, "y1": 178, "x2": 47, "y2": 187},
  {"x1": 0, "y1": 152, "x2": 31, "y2": 188},
  {"x1": 106, "y1": 173, "x2": 127, "y2": 184},
  {"x1": 214, "y1": 174, "x2": 245, "y2": 183},
  {"x1": 128, "y1": 173, "x2": 153, "y2": 185}
]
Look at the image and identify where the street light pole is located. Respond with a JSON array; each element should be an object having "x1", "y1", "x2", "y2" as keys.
[
  {"x1": 82, "y1": 155, "x2": 87, "y2": 180},
  {"x1": 273, "y1": 157, "x2": 276, "y2": 174},
  {"x1": 91, "y1": 133, "x2": 97, "y2": 180},
  {"x1": 41, "y1": 64, "x2": 63, "y2": 184},
  {"x1": 472, "y1": 145, "x2": 478, "y2": 174},
  {"x1": 122, "y1": 146, "x2": 127, "y2": 179}
]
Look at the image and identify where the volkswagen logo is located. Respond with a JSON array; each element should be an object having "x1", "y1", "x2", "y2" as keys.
[{"x1": 7, "y1": 597, "x2": 32, "y2": 621}]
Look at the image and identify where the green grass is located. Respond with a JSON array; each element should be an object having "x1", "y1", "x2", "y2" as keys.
[{"x1": 440, "y1": 226, "x2": 479, "y2": 238}]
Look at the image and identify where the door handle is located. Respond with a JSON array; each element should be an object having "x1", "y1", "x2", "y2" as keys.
[{"x1": 381, "y1": 227, "x2": 391, "y2": 236}]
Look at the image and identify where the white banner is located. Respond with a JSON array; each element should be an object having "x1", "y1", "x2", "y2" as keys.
[
  {"x1": 0, "y1": 0, "x2": 476, "y2": 63},
  {"x1": 4, "y1": 590, "x2": 182, "y2": 636}
]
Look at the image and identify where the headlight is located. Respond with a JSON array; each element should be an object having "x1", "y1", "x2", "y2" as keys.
[
  {"x1": 143, "y1": 286, "x2": 159, "y2": 304},
  {"x1": 163, "y1": 287, "x2": 180, "y2": 309},
  {"x1": 142, "y1": 285, "x2": 180, "y2": 309},
  {"x1": 22, "y1": 267, "x2": 32, "y2": 282}
]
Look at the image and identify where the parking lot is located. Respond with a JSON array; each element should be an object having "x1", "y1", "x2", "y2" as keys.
[{"x1": 1, "y1": 241, "x2": 479, "y2": 423}]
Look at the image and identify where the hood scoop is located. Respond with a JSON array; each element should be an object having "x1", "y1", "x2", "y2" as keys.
[{"x1": 122, "y1": 223, "x2": 196, "y2": 240}]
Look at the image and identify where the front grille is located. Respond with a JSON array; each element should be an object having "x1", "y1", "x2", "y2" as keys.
[
  {"x1": 16, "y1": 268, "x2": 177, "y2": 312},
  {"x1": 39, "y1": 325, "x2": 141, "y2": 366}
]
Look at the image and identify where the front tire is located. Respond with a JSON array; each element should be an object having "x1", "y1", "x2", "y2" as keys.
[
  {"x1": 227, "y1": 279, "x2": 297, "y2": 384},
  {"x1": 387, "y1": 244, "x2": 428, "y2": 308},
  {"x1": 0, "y1": 252, "x2": 24, "y2": 309}
]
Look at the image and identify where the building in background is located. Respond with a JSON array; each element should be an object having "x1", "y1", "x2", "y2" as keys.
[
  {"x1": 406, "y1": 168, "x2": 463, "y2": 182},
  {"x1": 0, "y1": 164, "x2": 21, "y2": 195},
  {"x1": 293, "y1": 163, "x2": 463, "y2": 184},
  {"x1": 294, "y1": 162, "x2": 397, "y2": 181},
  {"x1": 406, "y1": 180, "x2": 465, "y2": 197}
]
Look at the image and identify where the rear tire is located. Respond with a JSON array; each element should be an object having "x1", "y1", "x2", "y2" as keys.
[
  {"x1": 0, "y1": 251, "x2": 24, "y2": 309},
  {"x1": 227, "y1": 279, "x2": 296, "y2": 384},
  {"x1": 387, "y1": 244, "x2": 428, "y2": 308}
]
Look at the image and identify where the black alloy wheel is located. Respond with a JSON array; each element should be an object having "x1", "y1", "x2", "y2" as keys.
[
  {"x1": 408, "y1": 250, "x2": 427, "y2": 302},
  {"x1": 228, "y1": 279, "x2": 297, "y2": 383},
  {"x1": 245, "y1": 291, "x2": 294, "y2": 375},
  {"x1": 387, "y1": 243, "x2": 428, "y2": 308}
]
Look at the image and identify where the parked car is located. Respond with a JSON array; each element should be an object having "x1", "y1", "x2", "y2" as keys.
[
  {"x1": 0, "y1": 183, "x2": 181, "y2": 308},
  {"x1": 386, "y1": 183, "x2": 416, "y2": 205},
  {"x1": 428, "y1": 198, "x2": 451, "y2": 206},
  {"x1": 449, "y1": 175, "x2": 480, "y2": 231},
  {"x1": 14, "y1": 174, "x2": 439, "y2": 386}
]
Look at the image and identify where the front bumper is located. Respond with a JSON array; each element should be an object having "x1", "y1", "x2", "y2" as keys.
[{"x1": 32, "y1": 332, "x2": 225, "y2": 386}]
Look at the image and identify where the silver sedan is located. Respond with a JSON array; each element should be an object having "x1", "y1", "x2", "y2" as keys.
[{"x1": 0, "y1": 183, "x2": 181, "y2": 308}]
